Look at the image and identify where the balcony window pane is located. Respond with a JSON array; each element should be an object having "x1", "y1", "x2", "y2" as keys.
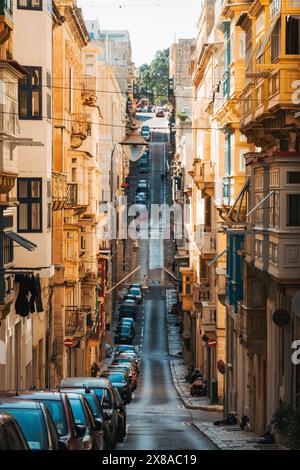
[
  {"x1": 20, "y1": 91, "x2": 27, "y2": 117},
  {"x1": 31, "y1": 180, "x2": 40, "y2": 198},
  {"x1": 287, "y1": 171, "x2": 300, "y2": 184},
  {"x1": 271, "y1": 20, "x2": 281, "y2": 62},
  {"x1": 286, "y1": 16, "x2": 300, "y2": 55},
  {"x1": 19, "y1": 203, "x2": 28, "y2": 230},
  {"x1": 31, "y1": 203, "x2": 41, "y2": 230},
  {"x1": 18, "y1": 180, "x2": 28, "y2": 198},
  {"x1": 287, "y1": 194, "x2": 300, "y2": 226},
  {"x1": 32, "y1": 91, "x2": 40, "y2": 117}
]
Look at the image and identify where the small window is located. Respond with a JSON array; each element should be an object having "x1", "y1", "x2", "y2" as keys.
[
  {"x1": 18, "y1": 67, "x2": 42, "y2": 120},
  {"x1": 17, "y1": 178, "x2": 42, "y2": 232},
  {"x1": 287, "y1": 171, "x2": 300, "y2": 184},
  {"x1": 17, "y1": 0, "x2": 42, "y2": 11},
  {"x1": 286, "y1": 16, "x2": 300, "y2": 55},
  {"x1": 47, "y1": 94, "x2": 51, "y2": 120},
  {"x1": 287, "y1": 194, "x2": 300, "y2": 226}
]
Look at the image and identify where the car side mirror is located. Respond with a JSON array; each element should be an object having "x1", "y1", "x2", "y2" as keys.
[
  {"x1": 58, "y1": 439, "x2": 68, "y2": 450},
  {"x1": 75, "y1": 424, "x2": 86, "y2": 438},
  {"x1": 103, "y1": 411, "x2": 112, "y2": 421},
  {"x1": 94, "y1": 417, "x2": 103, "y2": 431}
]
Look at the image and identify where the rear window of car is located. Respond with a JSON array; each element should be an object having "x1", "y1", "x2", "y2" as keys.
[
  {"x1": 93, "y1": 389, "x2": 112, "y2": 409},
  {"x1": 107, "y1": 374, "x2": 126, "y2": 383},
  {"x1": 69, "y1": 398, "x2": 87, "y2": 427},
  {"x1": 129, "y1": 288, "x2": 140, "y2": 296},
  {"x1": 40, "y1": 400, "x2": 67, "y2": 437},
  {"x1": 4, "y1": 408, "x2": 48, "y2": 450}
]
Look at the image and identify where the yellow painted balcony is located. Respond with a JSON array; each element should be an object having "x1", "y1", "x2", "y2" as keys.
[
  {"x1": 191, "y1": 160, "x2": 215, "y2": 192},
  {"x1": 179, "y1": 267, "x2": 193, "y2": 310},
  {"x1": 240, "y1": 84, "x2": 256, "y2": 131},
  {"x1": 268, "y1": 67, "x2": 300, "y2": 114},
  {"x1": 52, "y1": 171, "x2": 67, "y2": 211}
]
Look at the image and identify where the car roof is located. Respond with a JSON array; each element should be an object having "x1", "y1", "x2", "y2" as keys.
[
  {"x1": 60, "y1": 377, "x2": 111, "y2": 388},
  {"x1": 0, "y1": 399, "x2": 42, "y2": 409},
  {"x1": 15, "y1": 391, "x2": 65, "y2": 401}
]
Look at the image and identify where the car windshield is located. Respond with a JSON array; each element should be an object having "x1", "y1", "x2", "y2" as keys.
[
  {"x1": 4, "y1": 408, "x2": 48, "y2": 450},
  {"x1": 40, "y1": 400, "x2": 67, "y2": 437},
  {"x1": 69, "y1": 398, "x2": 87, "y2": 427},
  {"x1": 93, "y1": 388, "x2": 112, "y2": 409},
  {"x1": 84, "y1": 395, "x2": 100, "y2": 418}
]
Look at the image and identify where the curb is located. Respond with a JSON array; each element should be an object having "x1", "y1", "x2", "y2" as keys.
[{"x1": 169, "y1": 360, "x2": 223, "y2": 413}]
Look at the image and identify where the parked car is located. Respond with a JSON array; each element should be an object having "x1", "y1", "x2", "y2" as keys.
[
  {"x1": 135, "y1": 193, "x2": 147, "y2": 205},
  {"x1": 136, "y1": 182, "x2": 148, "y2": 194},
  {"x1": 0, "y1": 399, "x2": 63, "y2": 450},
  {"x1": 112, "y1": 387, "x2": 127, "y2": 442},
  {"x1": 115, "y1": 324, "x2": 134, "y2": 344},
  {"x1": 128, "y1": 286, "x2": 142, "y2": 303},
  {"x1": 60, "y1": 377, "x2": 123, "y2": 447},
  {"x1": 138, "y1": 162, "x2": 149, "y2": 173},
  {"x1": 122, "y1": 294, "x2": 137, "y2": 303},
  {"x1": 117, "y1": 352, "x2": 140, "y2": 373},
  {"x1": 119, "y1": 300, "x2": 137, "y2": 320},
  {"x1": 114, "y1": 344, "x2": 138, "y2": 355},
  {"x1": 156, "y1": 110, "x2": 164, "y2": 117},
  {"x1": 140, "y1": 128, "x2": 150, "y2": 141},
  {"x1": 107, "y1": 365, "x2": 137, "y2": 391},
  {"x1": 58, "y1": 388, "x2": 110, "y2": 450},
  {"x1": 14, "y1": 391, "x2": 87, "y2": 450},
  {"x1": 100, "y1": 372, "x2": 132, "y2": 404},
  {"x1": 118, "y1": 320, "x2": 135, "y2": 336},
  {"x1": 117, "y1": 317, "x2": 135, "y2": 329},
  {"x1": 63, "y1": 391, "x2": 104, "y2": 450},
  {"x1": 0, "y1": 412, "x2": 29, "y2": 450}
]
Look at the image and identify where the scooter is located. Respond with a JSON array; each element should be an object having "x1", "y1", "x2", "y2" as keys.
[{"x1": 190, "y1": 378, "x2": 207, "y2": 397}]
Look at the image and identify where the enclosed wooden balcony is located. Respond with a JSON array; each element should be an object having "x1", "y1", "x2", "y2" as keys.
[
  {"x1": 192, "y1": 281, "x2": 210, "y2": 310},
  {"x1": 191, "y1": 160, "x2": 215, "y2": 193},
  {"x1": 237, "y1": 301, "x2": 266, "y2": 355},
  {"x1": 65, "y1": 182, "x2": 78, "y2": 207},
  {"x1": 65, "y1": 305, "x2": 92, "y2": 337},
  {"x1": 199, "y1": 301, "x2": 216, "y2": 334},
  {"x1": 52, "y1": 171, "x2": 67, "y2": 211}
]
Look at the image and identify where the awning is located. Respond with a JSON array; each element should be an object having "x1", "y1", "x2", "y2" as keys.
[
  {"x1": 163, "y1": 267, "x2": 178, "y2": 282},
  {"x1": 5, "y1": 231, "x2": 37, "y2": 251}
]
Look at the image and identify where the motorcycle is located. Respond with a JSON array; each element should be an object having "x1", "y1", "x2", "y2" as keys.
[{"x1": 190, "y1": 378, "x2": 207, "y2": 397}]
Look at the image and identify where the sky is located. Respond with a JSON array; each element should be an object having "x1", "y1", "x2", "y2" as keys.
[{"x1": 78, "y1": 0, "x2": 200, "y2": 67}]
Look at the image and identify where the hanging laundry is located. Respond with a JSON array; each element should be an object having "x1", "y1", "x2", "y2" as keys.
[{"x1": 14, "y1": 274, "x2": 43, "y2": 317}]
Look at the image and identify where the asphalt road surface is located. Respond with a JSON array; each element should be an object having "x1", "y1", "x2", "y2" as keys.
[{"x1": 117, "y1": 114, "x2": 217, "y2": 450}]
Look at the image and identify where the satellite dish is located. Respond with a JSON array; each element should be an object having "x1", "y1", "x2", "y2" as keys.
[{"x1": 272, "y1": 309, "x2": 290, "y2": 327}]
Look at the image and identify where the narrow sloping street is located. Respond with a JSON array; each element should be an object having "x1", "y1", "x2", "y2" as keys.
[{"x1": 116, "y1": 115, "x2": 218, "y2": 450}]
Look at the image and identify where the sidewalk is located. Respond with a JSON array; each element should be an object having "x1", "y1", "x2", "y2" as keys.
[
  {"x1": 192, "y1": 422, "x2": 278, "y2": 450},
  {"x1": 170, "y1": 359, "x2": 223, "y2": 413}
]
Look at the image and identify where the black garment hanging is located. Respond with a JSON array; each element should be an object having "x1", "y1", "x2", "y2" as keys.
[
  {"x1": 15, "y1": 274, "x2": 32, "y2": 317},
  {"x1": 29, "y1": 274, "x2": 43, "y2": 313},
  {"x1": 15, "y1": 273, "x2": 44, "y2": 317}
]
